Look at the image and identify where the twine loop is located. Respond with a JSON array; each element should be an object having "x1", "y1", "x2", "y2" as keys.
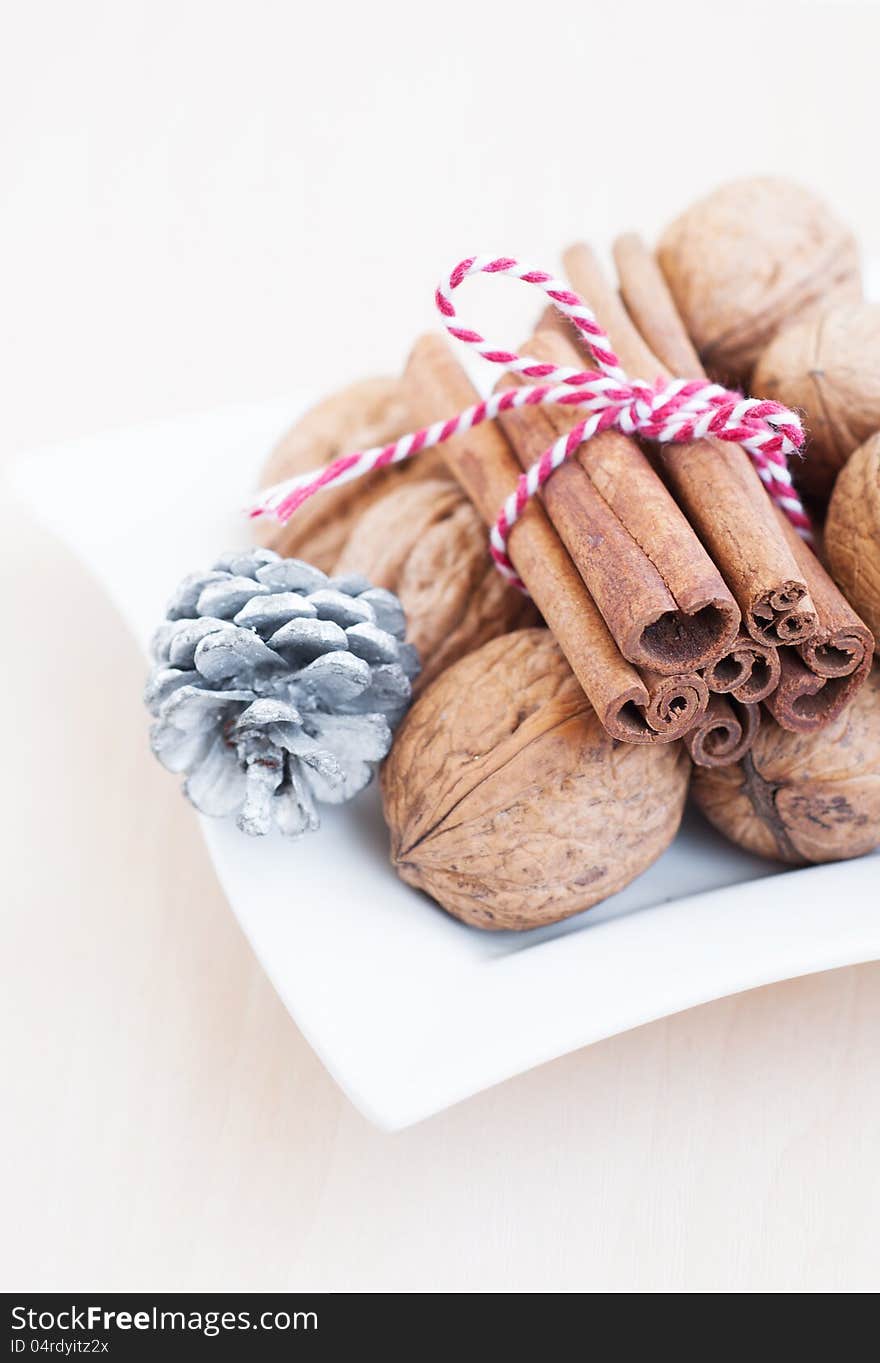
[{"x1": 251, "y1": 254, "x2": 810, "y2": 590}]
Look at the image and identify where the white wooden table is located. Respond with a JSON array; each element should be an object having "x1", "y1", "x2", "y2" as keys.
[{"x1": 2, "y1": 0, "x2": 879, "y2": 1292}]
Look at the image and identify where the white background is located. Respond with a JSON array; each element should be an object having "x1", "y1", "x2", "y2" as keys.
[{"x1": 3, "y1": 0, "x2": 880, "y2": 1291}]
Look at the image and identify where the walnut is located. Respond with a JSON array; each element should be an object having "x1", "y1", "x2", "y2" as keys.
[
  {"x1": 753, "y1": 303, "x2": 880, "y2": 505},
  {"x1": 825, "y1": 433, "x2": 880, "y2": 638},
  {"x1": 692, "y1": 666, "x2": 880, "y2": 865},
  {"x1": 254, "y1": 376, "x2": 448, "y2": 570},
  {"x1": 658, "y1": 177, "x2": 861, "y2": 386},
  {"x1": 334, "y1": 477, "x2": 538, "y2": 692},
  {"x1": 381, "y1": 628, "x2": 691, "y2": 930}
]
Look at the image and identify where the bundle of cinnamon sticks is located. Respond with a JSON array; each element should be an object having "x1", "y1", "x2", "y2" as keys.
[{"x1": 402, "y1": 238, "x2": 874, "y2": 768}]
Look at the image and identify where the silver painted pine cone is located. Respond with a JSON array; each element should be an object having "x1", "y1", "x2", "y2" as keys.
[{"x1": 145, "y1": 548, "x2": 419, "y2": 837}]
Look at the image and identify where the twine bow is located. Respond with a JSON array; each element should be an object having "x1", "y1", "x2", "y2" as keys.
[{"x1": 251, "y1": 255, "x2": 810, "y2": 591}]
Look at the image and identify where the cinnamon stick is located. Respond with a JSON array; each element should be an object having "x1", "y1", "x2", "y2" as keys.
[
  {"x1": 403, "y1": 334, "x2": 703, "y2": 743},
  {"x1": 565, "y1": 239, "x2": 818, "y2": 649},
  {"x1": 495, "y1": 329, "x2": 740, "y2": 674},
  {"x1": 761, "y1": 512, "x2": 875, "y2": 731},
  {"x1": 777, "y1": 512, "x2": 875, "y2": 681},
  {"x1": 491, "y1": 365, "x2": 710, "y2": 735},
  {"x1": 702, "y1": 633, "x2": 781, "y2": 705},
  {"x1": 537, "y1": 302, "x2": 579, "y2": 347},
  {"x1": 762, "y1": 652, "x2": 843, "y2": 732},
  {"x1": 612, "y1": 232, "x2": 704, "y2": 379},
  {"x1": 684, "y1": 696, "x2": 761, "y2": 768},
  {"x1": 611, "y1": 232, "x2": 875, "y2": 730},
  {"x1": 642, "y1": 668, "x2": 709, "y2": 738}
]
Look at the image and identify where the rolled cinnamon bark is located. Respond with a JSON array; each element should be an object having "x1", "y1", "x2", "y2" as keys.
[
  {"x1": 403, "y1": 334, "x2": 704, "y2": 743},
  {"x1": 490, "y1": 364, "x2": 711, "y2": 733},
  {"x1": 612, "y1": 232, "x2": 704, "y2": 380},
  {"x1": 540, "y1": 330, "x2": 742, "y2": 666},
  {"x1": 611, "y1": 232, "x2": 875, "y2": 730},
  {"x1": 537, "y1": 302, "x2": 582, "y2": 348},
  {"x1": 776, "y1": 511, "x2": 875, "y2": 681},
  {"x1": 761, "y1": 512, "x2": 875, "y2": 731},
  {"x1": 495, "y1": 329, "x2": 740, "y2": 674},
  {"x1": 565, "y1": 239, "x2": 818, "y2": 649},
  {"x1": 642, "y1": 668, "x2": 709, "y2": 737},
  {"x1": 685, "y1": 695, "x2": 761, "y2": 768},
  {"x1": 762, "y1": 651, "x2": 851, "y2": 733},
  {"x1": 702, "y1": 633, "x2": 781, "y2": 705}
]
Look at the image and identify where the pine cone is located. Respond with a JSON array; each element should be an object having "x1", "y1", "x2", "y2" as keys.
[{"x1": 145, "y1": 548, "x2": 418, "y2": 837}]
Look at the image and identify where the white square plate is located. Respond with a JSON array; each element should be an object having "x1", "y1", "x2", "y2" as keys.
[{"x1": 12, "y1": 398, "x2": 880, "y2": 1130}]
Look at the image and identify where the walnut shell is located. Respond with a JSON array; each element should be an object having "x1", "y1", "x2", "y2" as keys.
[
  {"x1": 658, "y1": 178, "x2": 861, "y2": 386},
  {"x1": 825, "y1": 433, "x2": 880, "y2": 638},
  {"x1": 335, "y1": 477, "x2": 538, "y2": 691},
  {"x1": 753, "y1": 303, "x2": 880, "y2": 505},
  {"x1": 254, "y1": 376, "x2": 447, "y2": 571},
  {"x1": 692, "y1": 666, "x2": 880, "y2": 865},
  {"x1": 381, "y1": 629, "x2": 691, "y2": 930}
]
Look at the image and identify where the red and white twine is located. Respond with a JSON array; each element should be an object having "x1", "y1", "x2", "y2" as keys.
[{"x1": 250, "y1": 255, "x2": 811, "y2": 589}]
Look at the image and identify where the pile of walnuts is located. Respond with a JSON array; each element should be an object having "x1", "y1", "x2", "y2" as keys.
[{"x1": 256, "y1": 178, "x2": 880, "y2": 930}]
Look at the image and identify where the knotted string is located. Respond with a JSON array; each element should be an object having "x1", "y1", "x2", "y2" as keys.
[{"x1": 250, "y1": 255, "x2": 810, "y2": 591}]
